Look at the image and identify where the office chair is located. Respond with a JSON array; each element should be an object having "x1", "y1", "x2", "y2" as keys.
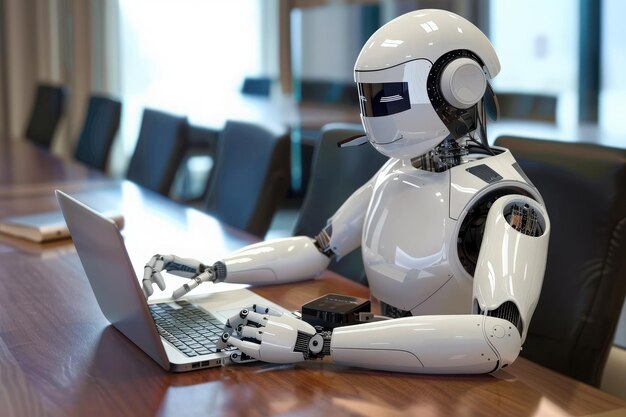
[
  {"x1": 494, "y1": 136, "x2": 626, "y2": 386},
  {"x1": 24, "y1": 84, "x2": 67, "y2": 148},
  {"x1": 293, "y1": 123, "x2": 388, "y2": 284},
  {"x1": 241, "y1": 77, "x2": 272, "y2": 97},
  {"x1": 74, "y1": 95, "x2": 122, "y2": 171},
  {"x1": 495, "y1": 92, "x2": 558, "y2": 123},
  {"x1": 174, "y1": 125, "x2": 220, "y2": 202},
  {"x1": 204, "y1": 120, "x2": 290, "y2": 237},
  {"x1": 127, "y1": 109, "x2": 188, "y2": 196},
  {"x1": 295, "y1": 80, "x2": 361, "y2": 194}
]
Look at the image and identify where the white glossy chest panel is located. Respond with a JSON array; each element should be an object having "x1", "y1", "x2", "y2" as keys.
[
  {"x1": 362, "y1": 159, "x2": 457, "y2": 311},
  {"x1": 361, "y1": 151, "x2": 539, "y2": 314}
]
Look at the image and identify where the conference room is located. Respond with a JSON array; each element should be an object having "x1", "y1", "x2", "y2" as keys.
[{"x1": 1, "y1": 1, "x2": 625, "y2": 416}]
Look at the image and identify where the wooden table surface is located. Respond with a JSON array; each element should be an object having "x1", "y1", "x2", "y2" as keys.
[{"x1": 1, "y1": 140, "x2": 625, "y2": 417}]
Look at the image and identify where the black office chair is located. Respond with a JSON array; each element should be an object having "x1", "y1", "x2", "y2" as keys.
[
  {"x1": 295, "y1": 80, "x2": 361, "y2": 194},
  {"x1": 494, "y1": 136, "x2": 626, "y2": 386},
  {"x1": 74, "y1": 95, "x2": 122, "y2": 171},
  {"x1": 204, "y1": 120, "x2": 290, "y2": 237},
  {"x1": 127, "y1": 109, "x2": 188, "y2": 196},
  {"x1": 293, "y1": 123, "x2": 388, "y2": 284},
  {"x1": 24, "y1": 84, "x2": 67, "y2": 148},
  {"x1": 173, "y1": 125, "x2": 220, "y2": 202},
  {"x1": 495, "y1": 92, "x2": 558, "y2": 123},
  {"x1": 241, "y1": 77, "x2": 272, "y2": 97}
]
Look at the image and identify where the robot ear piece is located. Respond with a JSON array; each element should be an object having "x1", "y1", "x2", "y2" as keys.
[
  {"x1": 440, "y1": 57, "x2": 487, "y2": 110},
  {"x1": 484, "y1": 82, "x2": 500, "y2": 121}
]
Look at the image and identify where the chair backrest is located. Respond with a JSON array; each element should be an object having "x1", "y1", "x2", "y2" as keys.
[
  {"x1": 25, "y1": 84, "x2": 67, "y2": 148},
  {"x1": 126, "y1": 109, "x2": 188, "y2": 196},
  {"x1": 293, "y1": 123, "x2": 388, "y2": 283},
  {"x1": 204, "y1": 121, "x2": 290, "y2": 237},
  {"x1": 241, "y1": 77, "x2": 272, "y2": 97},
  {"x1": 494, "y1": 136, "x2": 626, "y2": 386},
  {"x1": 74, "y1": 95, "x2": 122, "y2": 171},
  {"x1": 495, "y1": 92, "x2": 558, "y2": 122}
]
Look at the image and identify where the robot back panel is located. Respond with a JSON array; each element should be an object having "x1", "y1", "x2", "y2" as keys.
[{"x1": 362, "y1": 149, "x2": 542, "y2": 316}]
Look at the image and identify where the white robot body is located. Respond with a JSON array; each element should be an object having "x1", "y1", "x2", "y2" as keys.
[
  {"x1": 331, "y1": 314, "x2": 521, "y2": 373},
  {"x1": 473, "y1": 194, "x2": 550, "y2": 344},
  {"x1": 142, "y1": 9, "x2": 553, "y2": 375},
  {"x1": 222, "y1": 236, "x2": 330, "y2": 284},
  {"x1": 355, "y1": 10, "x2": 500, "y2": 77},
  {"x1": 363, "y1": 148, "x2": 542, "y2": 316},
  {"x1": 363, "y1": 156, "x2": 460, "y2": 313}
]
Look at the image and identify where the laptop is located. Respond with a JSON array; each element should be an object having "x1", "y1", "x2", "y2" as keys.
[{"x1": 56, "y1": 190, "x2": 288, "y2": 372}]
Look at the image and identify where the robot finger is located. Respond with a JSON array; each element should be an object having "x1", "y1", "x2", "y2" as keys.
[
  {"x1": 229, "y1": 350, "x2": 258, "y2": 364},
  {"x1": 250, "y1": 304, "x2": 283, "y2": 317},
  {"x1": 145, "y1": 254, "x2": 160, "y2": 269},
  {"x1": 239, "y1": 325, "x2": 264, "y2": 341},
  {"x1": 141, "y1": 278, "x2": 154, "y2": 299},
  {"x1": 142, "y1": 264, "x2": 154, "y2": 282},
  {"x1": 151, "y1": 271, "x2": 167, "y2": 291},
  {"x1": 154, "y1": 256, "x2": 166, "y2": 272},
  {"x1": 242, "y1": 310, "x2": 270, "y2": 327},
  {"x1": 222, "y1": 333, "x2": 261, "y2": 360},
  {"x1": 223, "y1": 308, "x2": 268, "y2": 333}
]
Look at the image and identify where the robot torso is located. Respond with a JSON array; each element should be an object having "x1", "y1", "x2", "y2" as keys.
[{"x1": 362, "y1": 147, "x2": 542, "y2": 316}]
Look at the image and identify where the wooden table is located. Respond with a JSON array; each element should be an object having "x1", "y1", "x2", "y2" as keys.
[
  {"x1": 0, "y1": 140, "x2": 113, "y2": 198},
  {"x1": 1, "y1": 140, "x2": 625, "y2": 417}
]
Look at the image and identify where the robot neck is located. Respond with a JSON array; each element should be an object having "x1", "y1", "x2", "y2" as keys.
[{"x1": 413, "y1": 135, "x2": 468, "y2": 173}]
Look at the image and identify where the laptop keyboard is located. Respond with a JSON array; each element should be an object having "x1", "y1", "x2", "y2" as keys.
[{"x1": 149, "y1": 301, "x2": 230, "y2": 357}]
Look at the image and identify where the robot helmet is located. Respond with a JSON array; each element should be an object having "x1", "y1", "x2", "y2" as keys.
[{"x1": 351, "y1": 9, "x2": 500, "y2": 159}]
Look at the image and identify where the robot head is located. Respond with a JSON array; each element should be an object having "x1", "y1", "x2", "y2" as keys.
[{"x1": 350, "y1": 9, "x2": 500, "y2": 159}]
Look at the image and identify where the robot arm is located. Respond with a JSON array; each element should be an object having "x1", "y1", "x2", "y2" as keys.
[
  {"x1": 142, "y1": 176, "x2": 378, "y2": 299},
  {"x1": 331, "y1": 194, "x2": 550, "y2": 373},
  {"x1": 218, "y1": 305, "x2": 517, "y2": 372},
  {"x1": 220, "y1": 194, "x2": 550, "y2": 374}
]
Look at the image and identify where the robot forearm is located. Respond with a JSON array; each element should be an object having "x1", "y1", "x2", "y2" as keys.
[
  {"x1": 222, "y1": 236, "x2": 331, "y2": 285},
  {"x1": 145, "y1": 236, "x2": 333, "y2": 299},
  {"x1": 219, "y1": 309, "x2": 521, "y2": 373},
  {"x1": 220, "y1": 176, "x2": 376, "y2": 285},
  {"x1": 329, "y1": 314, "x2": 521, "y2": 373}
]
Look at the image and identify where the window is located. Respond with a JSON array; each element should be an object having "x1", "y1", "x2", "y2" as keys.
[
  {"x1": 118, "y1": 0, "x2": 263, "y2": 155},
  {"x1": 600, "y1": 0, "x2": 626, "y2": 135},
  {"x1": 489, "y1": 1, "x2": 579, "y2": 126}
]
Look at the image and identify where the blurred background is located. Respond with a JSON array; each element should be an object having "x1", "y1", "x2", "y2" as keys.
[{"x1": 1, "y1": 0, "x2": 624, "y2": 170}]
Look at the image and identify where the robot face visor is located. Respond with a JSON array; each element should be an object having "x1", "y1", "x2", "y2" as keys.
[{"x1": 358, "y1": 82, "x2": 411, "y2": 117}]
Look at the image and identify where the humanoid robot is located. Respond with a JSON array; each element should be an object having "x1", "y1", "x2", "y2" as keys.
[{"x1": 143, "y1": 9, "x2": 551, "y2": 374}]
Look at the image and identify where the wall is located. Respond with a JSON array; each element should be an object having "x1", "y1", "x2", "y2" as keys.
[{"x1": 295, "y1": 4, "x2": 364, "y2": 82}]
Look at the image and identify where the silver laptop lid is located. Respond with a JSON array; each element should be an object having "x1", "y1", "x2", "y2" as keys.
[{"x1": 56, "y1": 190, "x2": 170, "y2": 370}]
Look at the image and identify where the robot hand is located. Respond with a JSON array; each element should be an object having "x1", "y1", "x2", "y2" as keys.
[
  {"x1": 142, "y1": 254, "x2": 226, "y2": 299},
  {"x1": 216, "y1": 305, "x2": 332, "y2": 364}
]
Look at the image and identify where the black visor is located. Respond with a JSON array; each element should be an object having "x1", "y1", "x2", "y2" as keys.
[{"x1": 358, "y1": 82, "x2": 411, "y2": 117}]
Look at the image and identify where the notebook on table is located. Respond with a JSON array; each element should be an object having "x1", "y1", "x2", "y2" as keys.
[
  {"x1": 56, "y1": 190, "x2": 287, "y2": 372},
  {"x1": 0, "y1": 210, "x2": 123, "y2": 242}
]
